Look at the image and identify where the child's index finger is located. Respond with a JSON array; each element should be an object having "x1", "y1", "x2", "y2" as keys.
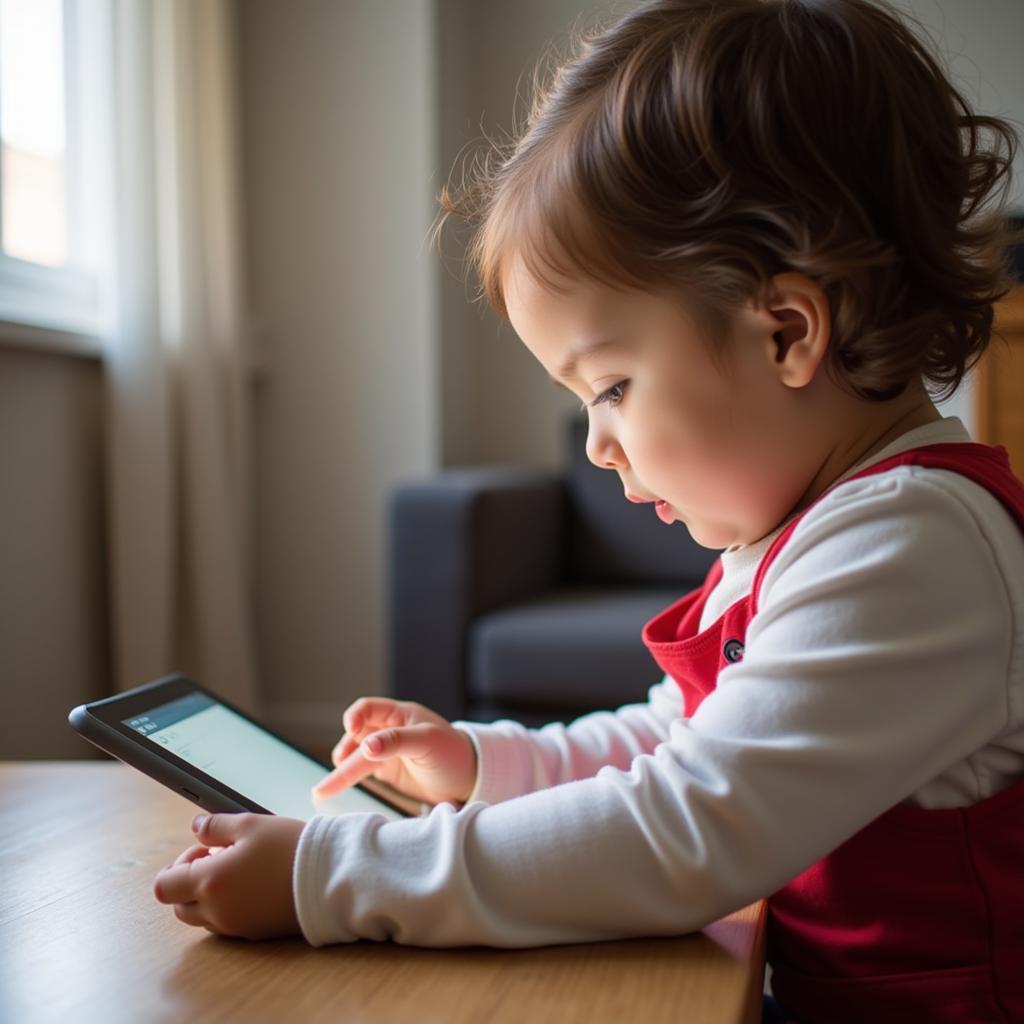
[
  {"x1": 312, "y1": 752, "x2": 375, "y2": 800},
  {"x1": 311, "y1": 768, "x2": 343, "y2": 799}
]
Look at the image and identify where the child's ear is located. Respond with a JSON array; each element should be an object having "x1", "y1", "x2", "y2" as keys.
[{"x1": 764, "y1": 273, "x2": 831, "y2": 389}]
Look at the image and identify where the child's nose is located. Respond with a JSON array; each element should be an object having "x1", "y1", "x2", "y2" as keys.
[{"x1": 585, "y1": 422, "x2": 628, "y2": 470}]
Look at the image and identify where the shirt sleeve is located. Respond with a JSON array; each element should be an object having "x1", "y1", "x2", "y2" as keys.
[
  {"x1": 292, "y1": 469, "x2": 1015, "y2": 948},
  {"x1": 448, "y1": 675, "x2": 684, "y2": 805}
]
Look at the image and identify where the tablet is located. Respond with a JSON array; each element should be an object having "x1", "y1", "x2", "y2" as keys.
[{"x1": 68, "y1": 672, "x2": 412, "y2": 822}]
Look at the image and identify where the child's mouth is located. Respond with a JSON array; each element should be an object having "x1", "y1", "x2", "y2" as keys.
[{"x1": 654, "y1": 500, "x2": 675, "y2": 524}]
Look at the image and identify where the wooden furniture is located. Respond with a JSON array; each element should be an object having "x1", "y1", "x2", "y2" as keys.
[
  {"x1": 976, "y1": 285, "x2": 1024, "y2": 472},
  {"x1": 0, "y1": 761, "x2": 767, "y2": 1024}
]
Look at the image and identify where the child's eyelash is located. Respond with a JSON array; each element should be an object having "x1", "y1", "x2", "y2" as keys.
[{"x1": 580, "y1": 381, "x2": 628, "y2": 413}]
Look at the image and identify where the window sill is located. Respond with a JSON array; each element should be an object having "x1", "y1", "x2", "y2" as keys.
[{"x1": 0, "y1": 319, "x2": 102, "y2": 360}]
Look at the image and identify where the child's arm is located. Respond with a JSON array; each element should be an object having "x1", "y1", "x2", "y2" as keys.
[
  {"x1": 451, "y1": 676, "x2": 684, "y2": 805},
  {"x1": 311, "y1": 680, "x2": 681, "y2": 806},
  {"x1": 291, "y1": 470, "x2": 1016, "y2": 949},
  {"x1": 156, "y1": 681, "x2": 686, "y2": 941}
]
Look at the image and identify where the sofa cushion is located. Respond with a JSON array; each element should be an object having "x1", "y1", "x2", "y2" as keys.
[{"x1": 467, "y1": 586, "x2": 685, "y2": 715}]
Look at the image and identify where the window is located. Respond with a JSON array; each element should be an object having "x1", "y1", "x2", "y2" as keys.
[
  {"x1": 1, "y1": 0, "x2": 67, "y2": 265},
  {"x1": 0, "y1": 0, "x2": 109, "y2": 352}
]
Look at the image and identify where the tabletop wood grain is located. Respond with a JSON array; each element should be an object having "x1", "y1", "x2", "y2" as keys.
[{"x1": 0, "y1": 761, "x2": 766, "y2": 1024}]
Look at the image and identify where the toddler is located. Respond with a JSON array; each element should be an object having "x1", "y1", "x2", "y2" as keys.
[{"x1": 154, "y1": 1, "x2": 1024, "y2": 1020}]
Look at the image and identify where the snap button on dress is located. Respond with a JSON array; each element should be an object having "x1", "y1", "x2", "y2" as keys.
[{"x1": 723, "y1": 638, "x2": 745, "y2": 663}]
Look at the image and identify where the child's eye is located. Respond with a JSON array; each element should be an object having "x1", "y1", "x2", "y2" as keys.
[{"x1": 580, "y1": 381, "x2": 628, "y2": 413}]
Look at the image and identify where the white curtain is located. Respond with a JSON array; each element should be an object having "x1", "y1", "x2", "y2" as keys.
[{"x1": 102, "y1": 0, "x2": 258, "y2": 711}]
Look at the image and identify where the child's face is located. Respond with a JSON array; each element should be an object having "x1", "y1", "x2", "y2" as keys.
[{"x1": 503, "y1": 254, "x2": 840, "y2": 549}]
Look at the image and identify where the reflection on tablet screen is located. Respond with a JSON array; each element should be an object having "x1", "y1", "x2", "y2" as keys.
[{"x1": 122, "y1": 693, "x2": 403, "y2": 822}]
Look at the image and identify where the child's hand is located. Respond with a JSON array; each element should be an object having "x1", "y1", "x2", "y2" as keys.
[
  {"x1": 153, "y1": 812, "x2": 305, "y2": 941},
  {"x1": 312, "y1": 697, "x2": 478, "y2": 806}
]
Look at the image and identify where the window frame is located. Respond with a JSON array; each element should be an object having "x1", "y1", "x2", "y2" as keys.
[{"x1": 0, "y1": 0, "x2": 110, "y2": 356}]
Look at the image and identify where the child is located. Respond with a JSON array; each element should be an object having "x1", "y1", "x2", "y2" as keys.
[{"x1": 153, "y1": 1, "x2": 1024, "y2": 1020}]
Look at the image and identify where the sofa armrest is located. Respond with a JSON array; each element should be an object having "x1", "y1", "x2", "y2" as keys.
[{"x1": 386, "y1": 467, "x2": 564, "y2": 721}]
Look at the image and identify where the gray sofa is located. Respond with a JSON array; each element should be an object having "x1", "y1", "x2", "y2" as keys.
[{"x1": 386, "y1": 414, "x2": 720, "y2": 726}]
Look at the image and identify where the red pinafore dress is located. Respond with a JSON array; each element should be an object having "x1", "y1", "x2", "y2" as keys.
[{"x1": 641, "y1": 443, "x2": 1024, "y2": 1023}]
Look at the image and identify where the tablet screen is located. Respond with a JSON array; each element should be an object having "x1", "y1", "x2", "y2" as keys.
[{"x1": 122, "y1": 691, "x2": 404, "y2": 822}]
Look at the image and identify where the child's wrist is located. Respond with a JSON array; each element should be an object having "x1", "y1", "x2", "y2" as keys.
[{"x1": 458, "y1": 727, "x2": 480, "y2": 805}]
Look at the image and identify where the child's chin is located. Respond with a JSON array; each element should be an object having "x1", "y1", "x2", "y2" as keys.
[{"x1": 685, "y1": 519, "x2": 733, "y2": 550}]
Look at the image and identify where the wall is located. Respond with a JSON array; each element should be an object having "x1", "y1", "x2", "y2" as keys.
[
  {"x1": 0, "y1": 343, "x2": 108, "y2": 759},
  {"x1": 438, "y1": 0, "x2": 636, "y2": 471},
  {"x1": 237, "y1": 0, "x2": 440, "y2": 748}
]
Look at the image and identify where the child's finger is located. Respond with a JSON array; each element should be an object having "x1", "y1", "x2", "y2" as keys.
[
  {"x1": 312, "y1": 749, "x2": 377, "y2": 799},
  {"x1": 331, "y1": 733, "x2": 359, "y2": 765},
  {"x1": 192, "y1": 812, "x2": 251, "y2": 848},
  {"x1": 360, "y1": 722, "x2": 442, "y2": 764},
  {"x1": 171, "y1": 901, "x2": 206, "y2": 928},
  {"x1": 342, "y1": 697, "x2": 408, "y2": 737},
  {"x1": 171, "y1": 844, "x2": 212, "y2": 868},
  {"x1": 335, "y1": 720, "x2": 403, "y2": 759},
  {"x1": 154, "y1": 857, "x2": 208, "y2": 905}
]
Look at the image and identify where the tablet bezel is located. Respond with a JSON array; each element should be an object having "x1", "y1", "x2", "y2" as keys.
[{"x1": 68, "y1": 671, "x2": 413, "y2": 820}]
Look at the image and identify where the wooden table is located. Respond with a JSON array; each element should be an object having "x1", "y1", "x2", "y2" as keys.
[{"x1": 0, "y1": 761, "x2": 766, "y2": 1023}]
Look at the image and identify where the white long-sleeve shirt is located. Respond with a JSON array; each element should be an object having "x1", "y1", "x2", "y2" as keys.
[{"x1": 292, "y1": 416, "x2": 1024, "y2": 948}]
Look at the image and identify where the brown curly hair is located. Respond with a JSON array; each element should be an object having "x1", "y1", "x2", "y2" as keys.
[{"x1": 430, "y1": 0, "x2": 1023, "y2": 401}]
